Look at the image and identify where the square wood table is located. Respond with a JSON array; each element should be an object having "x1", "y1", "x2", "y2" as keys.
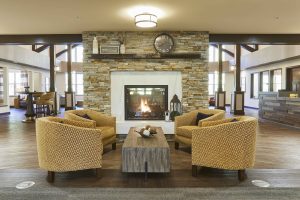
[{"x1": 122, "y1": 127, "x2": 170, "y2": 179}]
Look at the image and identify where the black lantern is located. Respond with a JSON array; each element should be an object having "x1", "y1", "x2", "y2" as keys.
[{"x1": 170, "y1": 94, "x2": 182, "y2": 121}]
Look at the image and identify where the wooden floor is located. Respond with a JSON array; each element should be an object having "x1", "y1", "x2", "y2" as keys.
[{"x1": 0, "y1": 108, "x2": 300, "y2": 187}]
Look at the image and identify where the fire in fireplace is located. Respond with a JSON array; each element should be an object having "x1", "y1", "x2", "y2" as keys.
[{"x1": 124, "y1": 85, "x2": 168, "y2": 120}]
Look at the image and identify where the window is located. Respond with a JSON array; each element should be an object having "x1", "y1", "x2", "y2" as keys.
[
  {"x1": 9, "y1": 71, "x2": 23, "y2": 96},
  {"x1": 261, "y1": 71, "x2": 269, "y2": 92},
  {"x1": 45, "y1": 77, "x2": 50, "y2": 92},
  {"x1": 251, "y1": 73, "x2": 259, "y2": 98},
  {"x1": 72, "y1": 46, "x2": 83, "y2": 62},
  {"x1": 65, "y1": 72, "x2": 83, "y2": 95},
  {"x1": 271, "y1": 69, "x2": 282, "y2": 92},
  {"x1": 209, "y1": 45, "x2": 225, "y2": 62},
  {"x1": 0, "y1": 70, "x2": 3, "y2": 100},
  {"x1": 208, "y1": 72, "x2": 225, "y2": 95},
  {"x1": 241, "y1": 71, "x2": 246, "y2": 92}
]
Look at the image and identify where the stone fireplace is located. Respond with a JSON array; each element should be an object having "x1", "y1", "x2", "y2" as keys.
[
  {"x1": 124, "y1": 85, "x2": 168, "y2": 120},
  {"x1": 82, "y1": 31, "x2": 209, "y2": 134}
]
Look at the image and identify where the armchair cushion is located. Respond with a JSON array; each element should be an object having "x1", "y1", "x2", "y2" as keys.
[
  {"x1": 176, "y1": 126, "x2": 199, "y2": 138},
  {"x1": 65, "y1": 109, "x2": 116, "y2": 147}
]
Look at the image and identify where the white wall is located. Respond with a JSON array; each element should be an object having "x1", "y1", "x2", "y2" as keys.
[
  {"x1": 224, "y1": 72, "x2": 235, "y2": 105},
  {"x1": 55, "y1": 72, "x2": 84, "y2": 102},
  {"x1": 0, "y1": 45, "x2": 50, "y2": 69},
  {"x1": 111, "y1": 71, "x2": 182, "y2": 121},
  {"x1": 242, "y1": 45, "x2": 300, "y2": 69},
  {"x1": 0, "y1": 61, "x2": 50, "y2": 106}
]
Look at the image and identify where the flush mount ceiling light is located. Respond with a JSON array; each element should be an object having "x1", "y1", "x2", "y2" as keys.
[{"x1": 135, "y1": 13, "x2": 157, "y2": 28}]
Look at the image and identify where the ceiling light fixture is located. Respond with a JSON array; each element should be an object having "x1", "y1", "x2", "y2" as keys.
[{"x1": 135, "y1": 13, "x2": 157, "y2": 28}]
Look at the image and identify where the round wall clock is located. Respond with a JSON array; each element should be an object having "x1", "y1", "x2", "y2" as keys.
[{"x1": 154, "y1": 33, "x2": 174, "y2": 54}]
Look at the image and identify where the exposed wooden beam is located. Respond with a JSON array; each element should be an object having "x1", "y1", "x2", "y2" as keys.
[
  {"x1": 241, "y1": 44, "x2": 258, "y2": 52},
  {"x1": 56, "y1": 44, "x2": 80, "y2": 58},
  {"x1": 0, "y1": 34, "x2": 82, "y2": 45},
  {"x1": 210, "y1": 44, "x2": 235, "y2": 57},
  {"x1": 32, "y1": 45, "x2": 50, "y2": 53},
  {"x1": 209, "y1": 34, "x2": 300, "y2": 45}
]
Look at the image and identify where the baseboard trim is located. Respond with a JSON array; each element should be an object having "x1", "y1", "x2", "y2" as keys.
[
  {"x1": 245, "y1": 106, "x2": 259, "y2": 110},
  {"x1": 0, "y1": 112, "x2": 10, "y2": 115}
]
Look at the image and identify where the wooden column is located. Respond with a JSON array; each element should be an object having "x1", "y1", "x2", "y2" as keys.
[
  {"x1": 232, "y1": 45, "x2": 245, "y2": 115},
  {"x1": 49, "y1": 45, "x2": 58, "y2": 115},
  {"x1": 218, "y1": 44, "x2": 223, "y2": 92},
  {"x1": 216, "y1": 44, "x2": 226, "y2": 110},
  {"x1": 67, "y1": 44, "x2": 72, "y2": 92},
  {"x1": 49, "y1": 45, "x2": 55, "y2": 92},
  {"x1": 65, "y1": 44, "x2": 75, "y2": 110},
  {"x1": 235, "y1": 45, "x2": 241, "y2": 92}
]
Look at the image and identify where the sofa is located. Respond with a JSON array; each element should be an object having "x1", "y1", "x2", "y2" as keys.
[
  {"x1": 174, "y1": 109, "x2": 225, "y2": 148},
  {"x1": 191, "y1": 116, "x2": 258, "y2": 181},
  {"x1": 64, "y1": 109, "x2": 116, "y2": 150},
  {"x1": 36, "y1": 117, "x2": 103, "y2": 182}
]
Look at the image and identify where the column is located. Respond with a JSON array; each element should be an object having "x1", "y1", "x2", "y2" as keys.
[
  {"x1": 215, "y1": 44, "x2": 226, "y2": 110},
  {"x1": 232, "y1": 44, "x2": 245, "y2": 115},
  {"x1": 65, "y1": 44, "x2": 76, "y2": 110},
  {"x1": 49, "y1": 44, "x2": 58, "y2": 115}
]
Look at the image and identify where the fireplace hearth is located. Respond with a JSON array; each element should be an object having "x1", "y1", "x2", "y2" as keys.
[{"x1": 125, "y1": 85, "x2": 168, "y2": 120}]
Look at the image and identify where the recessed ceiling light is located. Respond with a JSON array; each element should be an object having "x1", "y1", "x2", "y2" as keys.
[{"x1": 135, "y1": 13, "x2": 157, "y2": 28}]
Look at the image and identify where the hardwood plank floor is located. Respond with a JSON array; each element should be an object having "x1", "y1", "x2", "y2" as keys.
[{"x1": 0, "y1": 108, "x2": 300, "y2": 187}]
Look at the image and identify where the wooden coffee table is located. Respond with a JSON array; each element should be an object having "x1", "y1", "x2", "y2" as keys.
[{"x1": 122, "y1": 127, "x2": 170, "y2": 179}]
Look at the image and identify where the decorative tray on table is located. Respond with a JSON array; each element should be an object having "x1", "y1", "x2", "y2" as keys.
[{"x1": 135, "y1": 125, "x2": 157, "y2": 138}]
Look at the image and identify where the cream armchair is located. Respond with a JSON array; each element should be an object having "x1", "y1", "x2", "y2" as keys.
[
  {"x1": 174, "y1": 109, "x2": 225, "y2": 148},
  {"x1": 64, "y1": 109, "x2": 116, "y2": 150},
  {"x1": 191, "y1": 116, "x2": 258, "y2": 181},
  {"x1": 36, "y1": 117, "x2": 103, "y2": 182}
]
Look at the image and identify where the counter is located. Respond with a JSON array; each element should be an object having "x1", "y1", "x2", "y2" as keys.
[{"x1": 259, "y1": 92, "x2": 300, "y2": 128}]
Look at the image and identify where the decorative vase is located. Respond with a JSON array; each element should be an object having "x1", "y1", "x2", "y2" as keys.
[
  {"x1": 92, "y1": 37, "x2": 98, "y2": 54},
  {"x1": 120, "y1": 44, "x2": 125, "y2": 54},
  {"x1": 165, "y1": 110, "x2": 170, "y2": 121}
]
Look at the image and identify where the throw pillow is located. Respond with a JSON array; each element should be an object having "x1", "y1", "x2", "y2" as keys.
[
  {"x1": 196, "y1": 112, "x2": 213, "y2": 125},
  {"x1": 76, "y1": 113, "x2": 92, "y2": 120},
  {"x1": 230, "y1": 118, "x2": 239, "y2": 122}
]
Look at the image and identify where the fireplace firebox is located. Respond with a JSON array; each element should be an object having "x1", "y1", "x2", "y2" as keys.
[{"x1": 124, "y1": 85, "x2": 168, "y2": 120}]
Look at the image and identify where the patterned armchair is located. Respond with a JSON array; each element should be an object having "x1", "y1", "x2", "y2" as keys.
[
  {"x1": 64, "y1": 109, "x2": 116, "y2": 150},
  {"x1": 174, "y1": 109, "x2": 225, "y2": 148},
  {"x1": 36, "y1": 117, "x2": 103, "y2": 182},
  {"x1": 191, "y1": 116, "x2": 258, "y2": 181}
]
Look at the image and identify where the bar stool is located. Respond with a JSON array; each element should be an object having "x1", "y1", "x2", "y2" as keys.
[
  {"x1": 36, "y1": 92, "x2": 55, "y2": 117},
  {"x1": 33, "y1": 93, "x2": 44, "y2": 109}
]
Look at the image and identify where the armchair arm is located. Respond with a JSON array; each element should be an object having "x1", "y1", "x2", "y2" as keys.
[
  {"x1": 36, "y1": 120, "x2": 103, "y2": 172},
  {"x1": 192, "y1": 120, "x2": 257, "y2": 170},
  {"x1": 88, "y1": 110, "x2": 116, "y2": 128}
]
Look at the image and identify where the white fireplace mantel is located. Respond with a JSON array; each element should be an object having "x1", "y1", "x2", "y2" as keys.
[{"x1": 111, "y1": 71, "x2": 182, "y2": 134}]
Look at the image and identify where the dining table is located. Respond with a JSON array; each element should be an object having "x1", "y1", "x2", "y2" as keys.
[{"x1": 19, "y1": 91, "x2": 44, "y2": 123}]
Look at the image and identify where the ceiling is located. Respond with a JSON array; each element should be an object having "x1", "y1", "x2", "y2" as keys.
[{"x1": 0, "y1": 0, "x2": 299, "y2": 34}]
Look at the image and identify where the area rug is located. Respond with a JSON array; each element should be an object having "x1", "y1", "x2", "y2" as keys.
[{"x1": 0, "y1": 187, "x2": 299, "y2": 200}]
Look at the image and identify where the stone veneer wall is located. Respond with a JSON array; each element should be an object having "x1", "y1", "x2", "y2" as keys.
[{"x1": 82, "y1": 31, "x2": 209, "y2": 114}]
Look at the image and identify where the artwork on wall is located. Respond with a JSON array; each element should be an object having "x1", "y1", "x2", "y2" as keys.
[{"x1": 100, "y1": 46, "x2": 120, "y2": 54}]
